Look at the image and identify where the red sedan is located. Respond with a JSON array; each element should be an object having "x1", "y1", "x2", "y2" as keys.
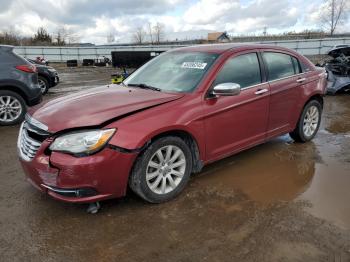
[{"x1": 18, "y1": 44, "x2": 327, "y2": 206}]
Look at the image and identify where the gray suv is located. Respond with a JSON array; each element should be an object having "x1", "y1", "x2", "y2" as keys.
[{"x1": 0, "y1": 45, "x2": 42, "y2": 126}]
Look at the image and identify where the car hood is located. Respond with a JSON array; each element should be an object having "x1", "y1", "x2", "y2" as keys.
[
  {"x1": 29, "y1": 85, "x2": 184, "y2": 133},
  {"x1": 327, "y1": 46, "x2": 350, "y2": 58}
]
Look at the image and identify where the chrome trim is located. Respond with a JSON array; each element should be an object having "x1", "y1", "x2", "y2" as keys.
[
  {"x1": 17, "y1": 122, "x2": 25, "y2": 158},
  {"x1": 254, "y1": 88, "x2": 269, "y2": 95},
  {"x1": 17, "y1": 121, "x2": 43, "y2": 161},
  {"x1": 240, "y1": 82, "x2": 267, "y2": 91},
  {"x1": 41, "y1": 184, "x2": 78, "y2": 194},
  {"x1": 296, "y1": 78, "x2": 307, "y2": 83},
  {"x1": 212, "y1": 83, "x2": 241, "y2": 96},
  {"x1": 25, "y1": 114, "x2": 48, "y2": 131},
  {"x1": 234, "y1": 72, "x2": 309, "y2": 92},
  {"x1": 24, "y1": 120, "x2": 50, "y2": 136},
  {"x1": 267, "y1": 72, "x2": 308, "y2": 84}
]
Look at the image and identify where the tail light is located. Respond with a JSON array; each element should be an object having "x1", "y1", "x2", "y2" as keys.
[{"x1": 15, "y1": 64, "x2": 37, "y2": 73}]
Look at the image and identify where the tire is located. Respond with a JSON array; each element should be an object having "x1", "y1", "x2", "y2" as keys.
[
  {"x1": 38, "y1": 76, "x2": 49, "y2": 95},
  {"x1": 129, "y1": 136, "x2": 193, "y2": 203},
  {"x1": 290, "y1": 100, "x2": 322, "y2": 143},
  {"x1": 0, "y1": 90, "x2": 26, "y2": 126}
]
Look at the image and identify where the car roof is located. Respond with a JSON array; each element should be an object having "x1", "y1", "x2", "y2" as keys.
[
  {"x1": 0, "y1": 45, "x2": 14, "y2": 52},
  {"x1": 170, "y1": 43, "x2": 296, "y2": 55}
]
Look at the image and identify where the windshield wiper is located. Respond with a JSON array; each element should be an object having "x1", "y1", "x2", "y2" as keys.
[{"x1": 127, "y1": 83, "x2": 161, "y2": 92}]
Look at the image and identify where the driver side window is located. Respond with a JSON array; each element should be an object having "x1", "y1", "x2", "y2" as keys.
[{"x1": 213, "y1": 53, "x2": 262, "y2": 89}]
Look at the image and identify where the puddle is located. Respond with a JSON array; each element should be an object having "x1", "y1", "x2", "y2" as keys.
[
  {"x1": 322, "y1": 94, "x2": 350, "y2": 134},
  {"x1": 196, "y1": 136, "x2": 317, "y2": 204},
  {"x1": 298, "y1": 131, "x2": 350, "y2": 229},
  {"x1": 195, "y1": 95, "x2": 350, "y2": 229}
]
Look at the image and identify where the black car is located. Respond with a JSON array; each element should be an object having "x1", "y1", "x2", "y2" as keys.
[
  {"x1": 0, "y1": 45, "x2": 42, "y2": 126},
  {"x1": 27, "y1": 59, "x2": 59, "y2": 94}
]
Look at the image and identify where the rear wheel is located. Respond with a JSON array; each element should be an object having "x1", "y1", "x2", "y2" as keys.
[
  {"x1": 0, "y1": 90, "x2": 26, "y2": 126},
  {"x1": 38, "y1": 76, "x2": 49, "y2": 95},
  {"x1": 290, "y1": 100, "x2": 322, "y2": 142},
  {"x1": 129, "y1": 136, "x2": 193, "y2": 203}
]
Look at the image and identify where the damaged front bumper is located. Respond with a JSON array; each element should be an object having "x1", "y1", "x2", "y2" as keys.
[{"x1": 17, "y1": 121, "x2": 137, "y2": 203}]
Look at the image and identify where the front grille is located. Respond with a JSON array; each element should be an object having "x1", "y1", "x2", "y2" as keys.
[{"x1": 18, "y1": 120, "x2": 50, "y2": 161}]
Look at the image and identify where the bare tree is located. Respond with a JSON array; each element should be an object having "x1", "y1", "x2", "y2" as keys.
[
  {"x1": 153, "y1": 22, "x2": 165, "y2": 44},
  {"x1": 107, "y1": 32, "x2": 115, "y2": 43},
  {"x1": 132, "y1": 27, "x2": 146, "y2": 44},
  {"x1": 147, "y1": 22, "x2": 153, "y2": 44},
  {"x1": 65, "y1": 27, "x2": 80, "y2": 44},
  {"x1": 320, "y1": 0, "x2": 349, "y2": 35},
  {"x1": 54, "y1": 26, "x2": 79, "y2": 45},
  {"x1": 54, "y1": 27, "x2": 66, "y2": 46}
]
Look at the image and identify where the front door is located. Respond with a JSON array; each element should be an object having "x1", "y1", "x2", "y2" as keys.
[{"x1": 203, "y1": 52, "x2": 270, "y2": 162}]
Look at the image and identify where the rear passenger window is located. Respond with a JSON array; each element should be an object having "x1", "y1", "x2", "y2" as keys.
[
  {"x1": 263, "y1": 52, "x2": 295, "y2": 81},
  {"x1": 213, "y1": 53, "x2": 261, "y2": 89}
]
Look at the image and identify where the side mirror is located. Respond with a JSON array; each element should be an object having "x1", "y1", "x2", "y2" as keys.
[{"x1": 212, "y1": 83, "x2": 241, "y2": 96}]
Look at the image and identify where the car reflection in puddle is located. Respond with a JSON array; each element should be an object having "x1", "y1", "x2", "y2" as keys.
[{"x1": 195, "y1": 136, "x2": 317, "y2": 204}]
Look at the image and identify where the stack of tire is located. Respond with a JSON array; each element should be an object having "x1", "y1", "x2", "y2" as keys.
[
  {"x1": 82, "y1": 59, "x2": 94, "y2": 66},
  {"x1": 67, "y1": 60, "x2": 78, "y2": 67}
]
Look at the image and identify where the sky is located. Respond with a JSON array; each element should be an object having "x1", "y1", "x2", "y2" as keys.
[{"x1": 0, "y1": 0, "x2": 349, "y2": 44}]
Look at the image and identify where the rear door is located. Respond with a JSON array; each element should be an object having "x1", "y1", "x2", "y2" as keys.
[
  {"x1": 261, "y1": 51, "x2": 304, "y2": 138},
  {"x1": 203, "y1": 51, "x2": 270, "y2": 161}
]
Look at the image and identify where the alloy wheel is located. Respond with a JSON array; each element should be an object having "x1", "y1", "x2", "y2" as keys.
[
  {"x1": 146, "y1": 145, "x2": 186, "y2": 195},
  {"x1": 0, "y1": 96, "x2": 22, "y2": 122},
  {"x1": 303, "y1": 105, "x2": 319, "y2": 137},
  {"x1": 38, "y1": 79, "x2": 47, "y2": 94}
]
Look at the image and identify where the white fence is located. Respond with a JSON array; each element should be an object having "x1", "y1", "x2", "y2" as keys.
[{"x1": 13, "y1": 37, "x2": 350, "y2": 62}]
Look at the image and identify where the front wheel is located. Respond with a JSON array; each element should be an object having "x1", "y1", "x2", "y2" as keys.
[
  {"x1": 129, "y1": 136, "x2": 193, "y2": 203},
  {"x1": 290, "y1": 100, "x2": 322, "y2": 142}
]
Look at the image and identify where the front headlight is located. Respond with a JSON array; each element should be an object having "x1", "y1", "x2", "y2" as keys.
[{"x1": 49, "y1": 129, "x2": 116, "y2": 155}]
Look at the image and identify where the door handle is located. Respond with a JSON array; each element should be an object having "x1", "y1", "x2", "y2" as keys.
[
  {"x1": 296, "y1": 78, "x2": 306, "y2": 83},
  {"x1": 254, "y1": 88, "x2": 268, "y2": 95}
]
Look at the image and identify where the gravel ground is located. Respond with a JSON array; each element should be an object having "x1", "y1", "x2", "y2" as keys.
[{"x1": 0, "y1": 66, "x2": 349, "y2": 262}]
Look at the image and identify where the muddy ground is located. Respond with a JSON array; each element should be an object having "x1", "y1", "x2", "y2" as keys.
[{"x1": 1, "y1": 66, "x2": 350, "y2": 262}]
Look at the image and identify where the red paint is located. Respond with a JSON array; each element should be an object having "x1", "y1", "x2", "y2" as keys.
[
  {"x1": 29, "y1": 86, "x2": 184, "y2": 133},
  {"x1": 20, "y1": 44, "x2": 327, "y2": 203}
]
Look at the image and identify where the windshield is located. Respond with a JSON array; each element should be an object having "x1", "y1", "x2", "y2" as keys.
[{"x1": 124, "y1": 51, "x2": 219, "y2": 92}]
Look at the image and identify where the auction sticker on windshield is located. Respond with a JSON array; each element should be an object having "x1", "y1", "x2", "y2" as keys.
[{"x1": 181, "y1": 62, "x2": 207, "y2": 69}]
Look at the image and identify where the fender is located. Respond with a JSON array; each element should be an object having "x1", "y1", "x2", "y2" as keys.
[{"x1": 105, "y1": 94, "x2": 207, "y2": 161}]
